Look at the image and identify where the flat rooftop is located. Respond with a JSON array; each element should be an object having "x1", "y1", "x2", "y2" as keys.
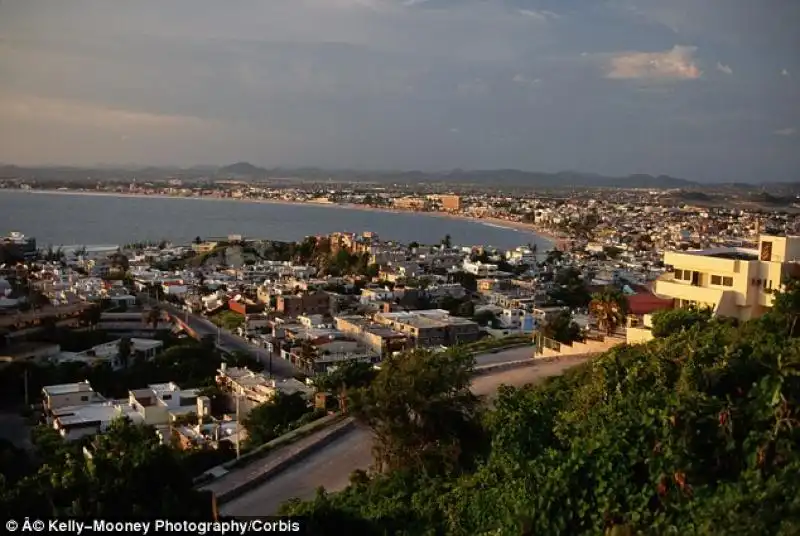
[{"x1": 42, "y1": 381, "x2": 95, "y2": 396}]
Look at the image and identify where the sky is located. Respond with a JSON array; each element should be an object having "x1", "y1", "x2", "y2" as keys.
[{"x1": 0, "y1": 0, "x2": 798, "y2": 182}]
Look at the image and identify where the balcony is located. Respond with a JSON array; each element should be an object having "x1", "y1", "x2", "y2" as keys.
[{"x1": 653, "y1": 279, "x2": 725, "y2": 307}]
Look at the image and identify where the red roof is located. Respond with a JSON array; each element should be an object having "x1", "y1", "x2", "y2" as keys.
[{"x1": 626, "y1": 293, "x2": 674, "y2": 316}]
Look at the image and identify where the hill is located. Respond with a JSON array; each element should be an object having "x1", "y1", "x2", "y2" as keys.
[
  {"x1": 217, "y1": 162, "x2": 267, "y2": 177},
  {"x1": 283, "y1": 285, "x2": 800, "y2": 535},
  {"x1": 210, "y1": 164, "x2": 697, "y2": 188}
]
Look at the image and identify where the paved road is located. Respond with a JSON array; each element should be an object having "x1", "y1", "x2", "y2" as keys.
[
  {"x1": 221, "y1": 354, "x2": 590, "y2": 517},
  {"x1": 143, "y1": 297, "x2": 301, "y2": 379},
  {"x1": 473, "y1": 345, "x2": 534, "y2": 366}
]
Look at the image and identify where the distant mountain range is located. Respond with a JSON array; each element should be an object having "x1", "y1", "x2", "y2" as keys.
[
  {"x1": 1, "y1": 162, "x2": 797, "y2": 191},
  {"x1": 212, "y1": 163, "x2": 703, "y2": 189}
]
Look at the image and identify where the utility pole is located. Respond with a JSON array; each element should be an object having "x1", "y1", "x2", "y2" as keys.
[
  {"x1": 235, "y1": 393, "x2": 241, "y2": 460},
  {"x1": 23, "y1": 368, "x2": 29, "y2": 407}
]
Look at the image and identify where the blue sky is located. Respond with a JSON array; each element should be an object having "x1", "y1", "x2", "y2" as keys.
[{"x1": 0, "y1": 0, "x2": 798, "y2": 182}]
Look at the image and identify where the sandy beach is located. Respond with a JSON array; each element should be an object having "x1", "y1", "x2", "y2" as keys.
[{"x1": 17, "y1": 188, "x2": 561, "y2": 247}]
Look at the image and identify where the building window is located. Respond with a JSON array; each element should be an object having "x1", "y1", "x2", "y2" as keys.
[
  {"x1": 80, "y1": 396, "x2": 89, "y2": 402},
  {"x1": 723, "y1": 277, "x2": 733, "y2": 287},
  {"x1": 711, "y1": 275, "x2": 722, "y2": 286},
  {"x1": 162, "y1": 394, "x2": 172, "y2": 400},
  {"x1": 674, "y1": 269, "x2": 683, "y2": 280},
  {"x1": 761, "y1": 241, "x2": 773, "y2": 261}
]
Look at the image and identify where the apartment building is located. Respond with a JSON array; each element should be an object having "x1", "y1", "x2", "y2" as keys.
[
  {"x1": 276, "y1": 290, "x2": 331, "y2": 318},
  {"x1": 334, "y1": 315, "x2": 410, "y2": 357},
  {"x1": 440, "y1": 195, "x2": 461, "y2": 212},
  {"x1": 653, "y1": 234, "x2": 800, "y2": 322},
  {"x1": 373, "y1": 309, "x2": 480, "y2": 348}
]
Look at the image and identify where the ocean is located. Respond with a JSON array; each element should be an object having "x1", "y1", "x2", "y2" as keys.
[{"x1": 0, "y1": 190, "x2": 551, "y2": 250}]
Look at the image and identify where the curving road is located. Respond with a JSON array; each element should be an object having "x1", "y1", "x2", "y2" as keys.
[{"x1": 221, "y1": 354, "x2": 591, "y2": 517}]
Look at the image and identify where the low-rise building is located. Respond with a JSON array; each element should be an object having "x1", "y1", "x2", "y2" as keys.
[
  {"x1": 215, "y1": 364, "x2": 314, "y2": 412},
  {"x1": 42, "y1": 381, "x2": 105, "y2": 411},
  {"x1": 654, "y1": 234, "x2": 800, "y2": 321},
  {"x1": 276, "y1": 290, "x2": 331, "y2": 318},
  {"x1": 47, "y1": 381, "x2": 201, "y2": 441},
  {"x1": 374, "y1": 309, "x2": 480, "y2": 347}
]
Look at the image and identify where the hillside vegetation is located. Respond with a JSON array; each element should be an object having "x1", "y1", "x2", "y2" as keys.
[{"x1": 282, "y1": 283, "x2": 800, "y2": 535}]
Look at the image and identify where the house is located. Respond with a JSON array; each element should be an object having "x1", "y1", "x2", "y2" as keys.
[
  {"x1": 54, "y1": 338, "x2": 164, "y2": 369},
  {"x1": 373, "y1": 310, "x2": 480, "y2": 347},
  {"x1": 333, "y1": 315, "x2": 409, "y2": 357},
  {"x1": 624, "y1": 293, "x2": 676, "y2": 345},
  {"x1": 42, "y1": 381, "x2": 105, "y2": 411},
  {"x1": 215, "y1": 363, "x2": 314, "y2": 415},
  {"x1": 654, "y1": 233, "x2": 800, "y2": 321},
  {"x1": 48, "y1": 382, "x2": 202, "y2": 441}
]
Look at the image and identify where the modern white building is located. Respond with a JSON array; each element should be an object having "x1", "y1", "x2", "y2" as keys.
[{"x1": 48, "y1": 381, "x2": 202, "y2": 441}]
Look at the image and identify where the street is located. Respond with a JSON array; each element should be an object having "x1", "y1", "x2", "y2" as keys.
[
  {"x1": 144, "y1": 297, "x2": 301, "y2": 379},
  {"x1": 220, "y1": 353, "x2": 590, "y2": 517}
]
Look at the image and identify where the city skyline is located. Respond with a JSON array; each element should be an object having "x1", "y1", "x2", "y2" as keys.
[{"x1": 1, "y1": 0, "x2": 798, "y2": 182}]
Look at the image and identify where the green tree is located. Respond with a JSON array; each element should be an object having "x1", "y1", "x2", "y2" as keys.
[
  {"x1": 542, "y1": 310, "x2": 583, "y2": 344},
  {"x1": 590, "y1": 287, "x2": 628, "y2": 335},
  {"x1": 650, "y1": 307, "x2": 712, "y2": 338},
  {"x1": 473, "y1": 310, "x2": 498, "y2": 328},
  {"x1": 0, "y1": 418, "x2": 212, "y2": 518},
  {"x1": 314, "y1": 361, "x2": 378, "y2": 412},
  {"x1": 350, "y1": 348, "x2": 482, "y2": 475},
  {"x1": 243, "y1": 392, "x2": 310, "y2": 447}
]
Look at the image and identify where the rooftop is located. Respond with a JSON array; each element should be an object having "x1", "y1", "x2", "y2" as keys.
[
  {"x1": 42, "y1": 381, "x2": 95, "y2": 396},
  {"x1": 53, "y1": 400, "x2": 141, "y2": 428}
]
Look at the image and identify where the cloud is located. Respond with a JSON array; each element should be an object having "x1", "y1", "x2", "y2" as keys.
[
  {"x1": 774, "y1": 127, "x2": 796, "y2": 136},
  {"x1": 716, "y1": 62, "x2": 733, "y2": 75},
  {"x1": 606, "y1": 45, "x2": 702, "y2": 80},
  {"x1": 0, "y1": 92, "x2": 212, "y2": 132},
  {"x1": 512, "y1": 74, "x2": 542, "y2": 88},
  {"x1": 457, "y1": 78, "x2": 490, "y2": 96},
  {"x1": 518, "y1": 9, "x2": 559, "y2": 21}
]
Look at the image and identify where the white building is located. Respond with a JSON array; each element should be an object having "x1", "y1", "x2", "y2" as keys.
[
  {"x1": 48, "y1": 381, "x2": 202, "y2": 441},
  {"x1": 42, "y1": 381, "x2": 105, "y2": 411},
  {"x1": 54, "y1": 338, "x2": 164, "y2": 370},
  {"x1": 463, "y1": 259, "x2": 499, "y2": 277}
]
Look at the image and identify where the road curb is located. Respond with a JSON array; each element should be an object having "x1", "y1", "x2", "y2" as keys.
[{"x1": 215, "y1": 419, "x2": 357, "y2": 505}]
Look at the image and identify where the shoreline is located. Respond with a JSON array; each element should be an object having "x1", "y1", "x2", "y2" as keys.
[{"x1": 6, "y1": 188, "x2": 562, "y2": 247}]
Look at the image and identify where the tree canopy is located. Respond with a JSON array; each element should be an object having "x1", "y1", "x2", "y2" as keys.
[
  {"x1": 0, "y1": 418, "x2": 212, "y2": 519},
  {"x1": 650, "y1": 307, "x2": 712, "y2": 338}
]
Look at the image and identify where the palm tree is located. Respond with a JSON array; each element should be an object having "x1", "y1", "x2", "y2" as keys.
[
  {"x1": 590, "y1": 288, "x2": 628, "y2": 336},
  {"x1": 299, "y1": 340, "x2": 317, "y2": 374}
]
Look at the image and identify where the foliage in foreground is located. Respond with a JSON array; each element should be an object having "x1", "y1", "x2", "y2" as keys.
[
  {"x1": 0, "y1": 419, "x2": 212, "y2": 518},
  {"x1": 282, "y1": 288, "x2": 800, "y2": 535}
]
